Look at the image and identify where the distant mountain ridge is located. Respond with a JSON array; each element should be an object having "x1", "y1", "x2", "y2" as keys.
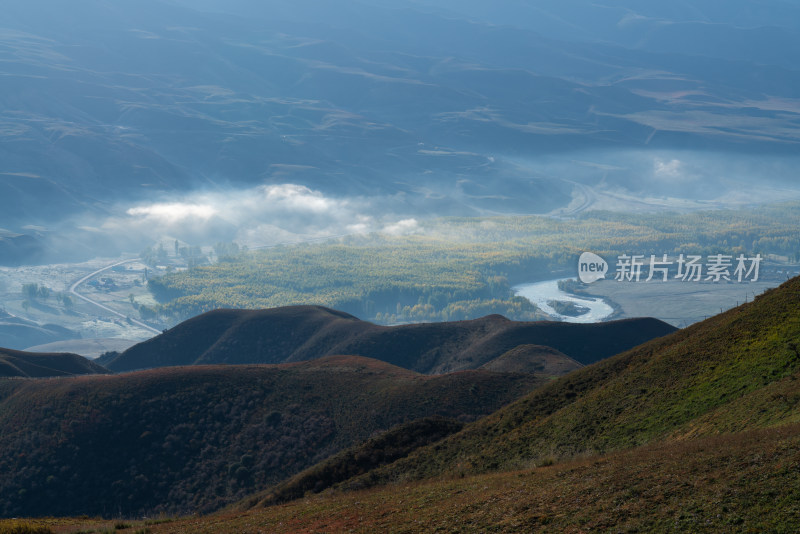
[
  {"x1": 3, "y1": 0, "x2": 800, "y2": 261},
  {"x1": 101, "y1": 305, "x2": 677, "y2": 373},
  {"x1": 0, "y1": 311, "x2": 79, "y2": 351},
  {"x1": 0, "y1": 229, "x2": 42, "y2": 266}
]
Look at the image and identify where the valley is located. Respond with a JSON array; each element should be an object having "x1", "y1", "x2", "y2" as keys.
[
  {"x1": 144, "y1": 204, "x2": 800, "y2": 328},
  {"x1": 2, "y1": 0, "x2": 800, "y2": 530},
  {"x1": 3, "y1": 0, "x2": 800, "y2": 267},
  {"x1": 0, "y1": 257, "x2": 170, "y2": 352},
  {"x1": 2, "y1": 203, "x2": 799, "y2": 353}
]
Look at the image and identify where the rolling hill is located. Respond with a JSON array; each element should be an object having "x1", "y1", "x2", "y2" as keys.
[
  {"x1": 100, "y1": 305, "x2": 677, "y2": 373},
  {"x1": 23, "y1": 338, "x2": 139, "y2": 359},
  {"x1": 0, "y1": 229, "x2": 42, "y2": 266},
  {"x1": 0, "y1": 347, "x2": 107, "y2": 378},
  {"x1": 0, "y1": 355, "x2": 544, "y2": 518},
  {"x1": 0, "y1": 311, "x2": 79, "y2": 351},
  {"x1": 2, "y1": 276, "x2": 798, "y2": 528},
  {"x1": 31, "y1": 276, "x2": 800, "y2": 531},
  {"x1": 298, "y1": 275, "x2": 800, "y2": 494}
]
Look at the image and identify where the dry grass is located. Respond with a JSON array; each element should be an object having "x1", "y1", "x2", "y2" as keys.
[{"x1": 65, "y1": 422, "x2": 797, "y2": 533}]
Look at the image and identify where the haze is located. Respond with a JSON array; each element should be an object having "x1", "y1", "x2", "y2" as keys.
[
  {"x1": 3, "y1": 2, "x2": 800, "y2": 527},
  {"x1": 1, "y1": 0, "x2": 799, "y2": 262}
]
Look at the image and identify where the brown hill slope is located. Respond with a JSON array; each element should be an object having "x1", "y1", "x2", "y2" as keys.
[
  {"x1": 479, "y1": 344, "x2": 582, "y2": 374},
  {"x1": 103, "y1": 305, "x2": 676, "y2": 373},
  {"x1": 0, "y1": 355, "x2": 543, "y2": 518},
  {"x1": 238, "y1": 417, "x2": 466, "y2": 510},
  {"x1": 0, "y1": 348, "x2": 108, "y2": 378},
  {"x1": 325, "y1": 276, "x2": 800, "y2": 491},
  {"x1": 118, "y1": 423, "x2": 800, "y2": 533}
]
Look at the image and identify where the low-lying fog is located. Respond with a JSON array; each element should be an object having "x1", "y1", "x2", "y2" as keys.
[{"x1": 22, "y1": 149, "x2": 798, "y2": 263}]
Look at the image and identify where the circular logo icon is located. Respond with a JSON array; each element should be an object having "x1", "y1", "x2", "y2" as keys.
[{"x1": 578, "y1": 252, "x2": 608, "y2": 284}]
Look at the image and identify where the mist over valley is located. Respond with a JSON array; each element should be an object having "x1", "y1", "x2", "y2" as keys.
[
  {"x1": 2, "y1": 3, "x2": 800, "y2": 529},
  {"x1": 2, "y1": 0, "x2": 800, "y2": 262}
]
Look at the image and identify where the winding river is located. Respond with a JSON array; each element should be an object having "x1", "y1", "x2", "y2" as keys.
[{"x1": 513, "y1": 278, "x2": 614, "y2": 323}]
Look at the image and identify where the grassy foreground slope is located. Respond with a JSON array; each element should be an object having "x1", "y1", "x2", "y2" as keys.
[
  {"x1": 4, "y1": 279, "x2": 800, "y2": 531},
  {"x1": 238, "y1": 417, "x2": 467, "y2": 510},
  {"x1": 0, "y1": 356, "x2": 543, "y2": 518},
  {"x1": 116, "y1": 276, "x2": 800, "y2": 532},
  {"x1": 103, "y1": 305, "x2": 675, "y2": 373},
  {"x1": 115, "y1": 423, "x2": 798, "y2": 533},
  {"x1": 345, "y1": 276, "x2": 800, "y2": 486},
  {"x1": 10, "y1": 423, "x2": 799, "y2": 532}
]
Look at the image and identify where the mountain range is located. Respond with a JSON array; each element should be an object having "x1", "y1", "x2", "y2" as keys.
[
  {"x1": 0, "y1": 274, "x2": 798, "y2": 528},
  {"x1": 227, "y1": 275, "x2": 800, "y2": 531},
  {"x1": 2, "y1": 0, "x2": 799, "y2": 528},
  {"x1": 3, "y1": 0, "x2": 800, "y2": 261},
  {"x1": 98, "y1": 305, "x2": 676, "y2": 373},
  {"x1": 0, "y1": 305, "x2": 676, "y2": 517}
]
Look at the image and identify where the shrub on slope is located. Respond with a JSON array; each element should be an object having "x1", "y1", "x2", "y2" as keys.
[
  {"x1": 0, "y1": 356, "x2": 541, "y2": 518},
  {"x1": 341, "y1": 276, "x2": 800, "y2": 486}
]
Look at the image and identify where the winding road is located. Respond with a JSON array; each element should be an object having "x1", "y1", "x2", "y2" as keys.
[
  {"x1": 557, "y1": 181, "x2": 597, "y2": 217},
  {"x1": 69, "y1": 259, "x2": 161, "y2": 335}
]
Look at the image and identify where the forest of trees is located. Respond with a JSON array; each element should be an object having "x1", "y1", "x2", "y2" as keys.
[{"x1": 147, "y1": 203, "x2": 800, "y2": 324}]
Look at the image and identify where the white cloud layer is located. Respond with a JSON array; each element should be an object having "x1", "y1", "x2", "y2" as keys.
[
  {"x1": 113, "y1": 183, "x2": 418, "y2": 247},
  {"x1": 126, "y1": 202, "x2": 218, "y2": 222},
  {"x1": 653, "y1": 158, "x2": 683, "y2": 179}
]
